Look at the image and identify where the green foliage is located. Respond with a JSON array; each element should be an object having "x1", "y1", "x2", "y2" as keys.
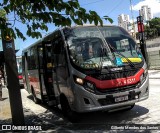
[
  {"x1": 103, "y1": 16, "x2": 114, "y2": 24},
  {"x1": 0, "y1": 9, "x2": 6, "y2": 21},
  {"x1": 0, "y1": 0, "x2": 113, "y2": 40},
  {"x1": 145, "y1": 17, "x2": 160, "y2": 39}
]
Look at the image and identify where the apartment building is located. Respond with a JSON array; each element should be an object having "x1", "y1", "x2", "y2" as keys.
[{"x1": 139, "y1": 5, "x2": 153, "y2": 22}]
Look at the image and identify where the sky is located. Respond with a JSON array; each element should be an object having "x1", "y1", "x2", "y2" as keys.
[{"x1": 4, "y1": 0, "x2": 160, "y2": 56}]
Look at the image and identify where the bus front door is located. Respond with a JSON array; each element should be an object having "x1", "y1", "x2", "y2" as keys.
[
  {"x1": 37, "y1": 42, "x2": 57, "y2": 106},
  {"x1": 24, "y1": 52, "x2": 31, "y2": 93}
]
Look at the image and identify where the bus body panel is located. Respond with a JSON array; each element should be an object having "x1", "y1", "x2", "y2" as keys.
[
  {"x1": 22, "y1": 52, "x2": 31, "y2": 93},
  {"x1": 22, "y1": 25, "x2": 149, "y2": 113},
  {"x1": 28, "y1": 69, "x2": 43, "y2": 99},
  {"x1": 69, "y1": 74, "x2": 149, "y2": 113},
  {"x1": 64, "y1": 61, "x2": 149, "y2": 112}
]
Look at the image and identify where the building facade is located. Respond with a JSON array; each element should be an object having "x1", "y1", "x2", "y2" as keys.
[
  {"x1": 118, "y1": 14, "x2": 130, "y2": 31},
  {"x1": 139, "y1": 5, "x2": 153, "y2": 22}
]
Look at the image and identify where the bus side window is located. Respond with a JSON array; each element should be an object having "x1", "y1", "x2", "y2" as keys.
[
  {"x1": 38, "y1": 47, "x2": 43, "y2": 69},
  {"x1": 52, "y1": 38, "x2": 65, "y2": 66},
  {"x1": 52, "y1": 36, "x2": 68, "y2": 80},
  {"x1": 27, "y1": 49, "x2": 31, "y2": 70},
  {"x1": 30, "y1": 47, "x2": 38, "y2": 69}
]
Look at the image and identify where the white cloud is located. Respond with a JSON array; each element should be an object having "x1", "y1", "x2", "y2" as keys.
[{"x1": 132, "y1": 0, "x2": 160, "y2": 16}]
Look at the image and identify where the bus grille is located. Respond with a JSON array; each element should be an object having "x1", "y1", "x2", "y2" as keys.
[
  {"x1": 98, "y1": 90, "x2": 141, "y2": 106},
  {"x1": 96, "y1": 83, "x2": 139, "y2": 94},
  {"x1": 92, "y1": 69, "x2": 138, "y2": 80}
]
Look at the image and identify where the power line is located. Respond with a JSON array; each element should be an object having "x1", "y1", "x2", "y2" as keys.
[
  {"x1": 81, "y1": 0, "x2": 105, "y2": 6},
  {"x1": 81, "y1": 0, "x2": 123, "y2": 16},
  {"x1": 107, "y1": 0, "x2": 124, "y2": 15}
]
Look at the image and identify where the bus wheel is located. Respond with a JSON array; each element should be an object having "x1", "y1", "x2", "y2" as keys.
[
  {"x1": 60, "y1": 95, "x2": 79, "y2": 123},
  {"x1": 31, "y1": 88, "x2": 41, "y2": 104}
]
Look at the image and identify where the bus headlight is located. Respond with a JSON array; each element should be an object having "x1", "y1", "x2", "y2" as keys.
[
  {"x1": 140, "y1": 68, "x2": 148, "y2": 84},
  {"x1": 75, "y1": 77, "x2": 84, "y2": 85},
  {"x1": 74, "y1": 76, "x2": 95, "y2": 93}
]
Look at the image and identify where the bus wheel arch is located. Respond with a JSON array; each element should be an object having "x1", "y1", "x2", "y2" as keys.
[
  {"x1": 60, "y1": 94, "x2": 79, "y2": 122},
  {"x1": 31, "y1": 86, "x2": 41, "y2": 104}
]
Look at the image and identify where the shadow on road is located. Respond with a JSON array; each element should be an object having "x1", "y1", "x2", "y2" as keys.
[
  {"x1": 1, "y1": 97, "x2": 151, "y2": 133},
  {"x1": 78, "y1": 104, "x2": 149, "y2": 124},
  {"x1": 25, "y1": 95, "x2": 150, "y2": 131}
]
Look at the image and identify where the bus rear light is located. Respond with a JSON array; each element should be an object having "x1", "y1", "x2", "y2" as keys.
[{"x1": 18, "y1": 75, "x2": 23, "y2": 79}]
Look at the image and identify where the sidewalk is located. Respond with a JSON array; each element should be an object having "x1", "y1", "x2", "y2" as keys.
[
  {"x1": 0, "y1": 87, "x2": 44, "y2": 125},
  {"x1": 0, "y1": 87, "x2": 68, "y2": 131},
  {"x1": 148, "y1": 70, "x2": 160, "y2": 79},
  {"x1": 0, "y1": 86, "x2": 12, "y2": 125}
]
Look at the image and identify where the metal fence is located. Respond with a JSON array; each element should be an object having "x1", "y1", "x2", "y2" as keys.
[
  {"x1": 145, "y1": 37, "x2": 160, "y2": 69},
  {"x1": 148, "y1": 50, "x2": 160, "y2": 69}
]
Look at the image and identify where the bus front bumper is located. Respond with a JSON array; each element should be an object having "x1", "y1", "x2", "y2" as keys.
[{"x1": 72, "y1": 75, "x2": 149, "y2": 113}]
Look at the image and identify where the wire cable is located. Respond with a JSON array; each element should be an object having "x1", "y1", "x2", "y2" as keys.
[
  {"x1": 81, "y1": 0, "x2": 105, "y2": 6},
  {"x1": 106, "y1": 0, "x2": 124, "y2": 15},
  {"x1": 81, "y1": 0, "x2": 124, "y2": 17}
]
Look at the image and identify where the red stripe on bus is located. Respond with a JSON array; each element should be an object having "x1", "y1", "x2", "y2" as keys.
[
  {"x1": 28, "y1": 76, "x2": 39, "y2": 82},
  {"x1": 85, "y1": 68, "x2": 144, "y2": 89}
]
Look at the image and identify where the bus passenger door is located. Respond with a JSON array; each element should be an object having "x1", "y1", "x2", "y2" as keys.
[
  {"x1": 37, "y1": 46, "x2": 45, "y2": 101},
  {"x1": 23, "y1": 52, "x2": 31, "y2": 93},
  {"x1": 37, "y1": 42, "x2": 57, "y2": 105}
]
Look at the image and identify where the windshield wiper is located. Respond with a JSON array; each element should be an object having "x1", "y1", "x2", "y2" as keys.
[
  {"x1": 95, "y1": 26, "x2": 116, "y2": 71},
  {"x1": 107, "y1": 43, "x2": 135, "y2": 68}
]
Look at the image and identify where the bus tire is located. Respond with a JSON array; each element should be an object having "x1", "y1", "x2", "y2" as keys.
[
  {"x1": 60, "y1": 95, "x2": 79, "y2": 123},
  {"x1": 31, "y1": 87, "x2": 41, "y2": 104}
]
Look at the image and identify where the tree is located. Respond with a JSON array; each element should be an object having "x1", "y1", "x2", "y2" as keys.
[
  {"x1": 0, "y1": 0, "x2": 113, "y2": 126},
  {"x1": 0, "y1": 9, "x2": 6, "y2": 20},
  {"x1": 150, "y1": 17, "x2": 160, "y2": 36},
  {"x1": 0, "y1": 0, "x2": 113, "y2": 40},
  {"x1": 145, "y1": 17, "x2": 160, "y2": 39},
  {"x1": 144, "y1": 25, "x2": 157, "y2": 39},
  {"x1": 0, "y1": 8, "x2": 25, "y2": 126}
]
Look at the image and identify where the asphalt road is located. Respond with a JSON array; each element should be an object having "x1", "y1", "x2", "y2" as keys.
[{"x1": 19, "y1": 78, "x2": 160, "y2": 132}]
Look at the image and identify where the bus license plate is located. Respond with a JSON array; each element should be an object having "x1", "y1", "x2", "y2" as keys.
[{"x1": 115, "y1": 95, "x2": 128, "y2": 102}]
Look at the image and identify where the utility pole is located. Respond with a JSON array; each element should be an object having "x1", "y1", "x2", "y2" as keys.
[
  {"x1": 130, "y1": 0, "x2": 136, "y2": 38},
  {"x1": 1, "y1": 22, "x2": 25, "y2": 125}
]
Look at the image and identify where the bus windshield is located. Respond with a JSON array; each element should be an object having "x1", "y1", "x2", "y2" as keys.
[{"x1": 64, "y1": 26, "x2": 142, "y2": 69}]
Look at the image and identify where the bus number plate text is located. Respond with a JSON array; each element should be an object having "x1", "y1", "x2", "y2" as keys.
[{"x1": 115, "y1": 95, "x2": 128, "y2": 102}]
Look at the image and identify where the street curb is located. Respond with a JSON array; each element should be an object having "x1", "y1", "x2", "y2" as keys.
[{"x1": 149, "y1": 77, "x2": 160, "y2": 79}]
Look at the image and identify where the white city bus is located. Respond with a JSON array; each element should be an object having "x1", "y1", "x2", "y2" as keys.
[{"x1": 22, "y1": 25, "x2": 149, "y2": 122}]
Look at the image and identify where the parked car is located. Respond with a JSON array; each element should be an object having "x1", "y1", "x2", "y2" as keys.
[
  {"x1": 18, "y1": 68, "x2": 24, "y2": 88},
  {"x1": 17, "y1": 56, "x2": 24, "y2": 88}
]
